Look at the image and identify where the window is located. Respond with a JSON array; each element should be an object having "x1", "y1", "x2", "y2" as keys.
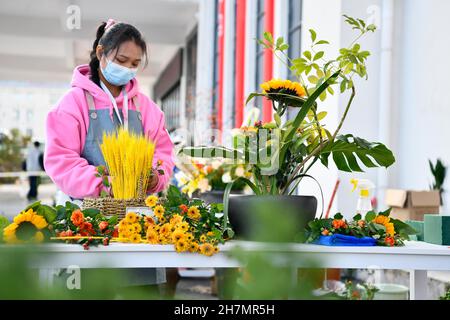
[
  {"x1": 161, "y1": 84, "x2": 181, "y2": 132},
  {"x1": 254, "y1": 0, "x2": 266, "y2": 110}
]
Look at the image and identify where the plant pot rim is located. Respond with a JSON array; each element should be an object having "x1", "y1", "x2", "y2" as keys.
[{"x1": 230, "y1": 194, "x2": 317, "y2": 200}]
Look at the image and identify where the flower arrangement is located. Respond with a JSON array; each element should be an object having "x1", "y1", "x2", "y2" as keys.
[
  {"x1": 182, "y1": 15, "x2": 395, "y2": 204},
  {"x1": 51, "y1": 201, "x2": 118, "y2": 249},
  {"x1": 175, "y1": 159, "x2": 251, "y2": 197},
  {"x1": 119, "y1": 185, "x2": 227, "y2": 255},
  {"x1": 305, "y1": 208, "x2": 417, "y2": 246}
]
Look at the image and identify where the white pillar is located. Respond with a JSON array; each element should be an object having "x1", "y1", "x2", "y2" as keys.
[
  {"x1": 273, "y1": 0, "x2": 289, "y2": 80},
  {"x1": 222, "y1": 0, "x2": 236, "y2": 146},
  {"x1": 243, "y1": 0, "x2": 257, "y2": 112},
  {"x1": 194, "y1": 0, "x2": 216, "y2": 144},
  {"x1": 297, "y1": 0, "x2": 341, "y2": 217}
]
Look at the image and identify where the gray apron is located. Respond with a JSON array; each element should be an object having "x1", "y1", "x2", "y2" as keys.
[{"x1": 79, "y1": 90, "x2": 165, "y2": 285}]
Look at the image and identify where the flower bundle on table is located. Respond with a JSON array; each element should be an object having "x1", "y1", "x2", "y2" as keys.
[
  {"x1": 174, "y1": 158, "x2": 251, "y2": 197},
  {"x1": 305, "y1": 208, "x2": 417, "y2": 246},
  {"x1": 117, "y1": 185, "x2": 226, "y2": 256}
]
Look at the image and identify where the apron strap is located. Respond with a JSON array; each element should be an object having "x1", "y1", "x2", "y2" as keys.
[{"x1": 85, "y1": 91, "x2": 96, "y2": 111}]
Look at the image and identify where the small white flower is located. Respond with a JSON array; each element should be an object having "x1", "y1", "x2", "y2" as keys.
[
  {"x1": 372, "y1": 235, "x2": 380, "y2": 239},
  {"x1": 198, "y1": 178, "x2": 212, "y2": 193},
  {"x1": 222, "y1": 172, "x2": 232, "y2": 183},
  {"x1": 235, "y1": 166, "x2": 245, "y2": 177},
  {"x1": 211, "y1": 160, "x2": 222, "y2": 170}
]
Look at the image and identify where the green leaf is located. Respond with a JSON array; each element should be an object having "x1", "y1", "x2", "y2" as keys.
[
  {"x1": 321, "y1": 134, "x2": 395, "y2": 172},
  {"x1": 353, "y1": 213, "x2": 362, "y2": 221},
  {"x1": 82, "y1": 208, "x2": 101, "y2": 218},
  {"x1": 316, "y1": 40, "x2": 330, "y2": 45},
  {"x1": 308, "y1": 75, "x2": 318, "y2": 84},
  {"x1": 309, "y1": 29, "x2": 317, "y2": 42},
  {"x1": 313, "y1": 51, "x2": 324, "y2": 61},
  {"x1": 334, "y1": 213, "x2": 343, "y2": 220},
  {"x1": 274, "y1": 113, "x2": 281, "y2": 127},
  {"x1": 39, "y1": 205, "x2": 57, "y2": 223},
  {"x1": 304, "y1": 51, "x2": 312, "y2": 60},
  {"x1": 365, "y1": 211, "x2": 376, "y2": 222},
  {"x1": 108, "y1": 215, "x2": 118, "y2": 226},
  {"x1": 263, "y1": 31, "x2": 274, "y2": 44},
  {"x1": 279, "y1": 44, "x2": 289, "y2": 51}
]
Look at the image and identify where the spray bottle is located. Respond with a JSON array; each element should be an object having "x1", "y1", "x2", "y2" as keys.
[{"x1": 350, "y1": 178, "x2": 375, "y2": 215}]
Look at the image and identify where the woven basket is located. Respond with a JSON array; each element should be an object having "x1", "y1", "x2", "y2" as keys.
[
  {"x1": 82, "y1": 176, "x2": 147, "y2": 218},
  {"x1": 82, "y1": 197, "x2": 145, "y2": 218}
]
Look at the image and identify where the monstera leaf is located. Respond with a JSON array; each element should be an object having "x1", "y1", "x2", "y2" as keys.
[{"x1": 320, "y1": 134, "x2": 395, "y2": 172}]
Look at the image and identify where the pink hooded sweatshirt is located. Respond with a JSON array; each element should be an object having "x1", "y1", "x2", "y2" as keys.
[{"x1": 44, "y1": 64, "x2": 174, "y2": 199}]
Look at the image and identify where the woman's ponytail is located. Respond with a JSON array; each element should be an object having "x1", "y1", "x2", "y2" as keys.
[{"x1": 89, "y1": 22, "x2": 107, "y2": 86}]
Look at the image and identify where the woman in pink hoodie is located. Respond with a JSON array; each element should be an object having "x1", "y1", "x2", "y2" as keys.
[
  {"x1": 44, "y1": 20, "x2": 175, "y2": 289},
  {"x1": 45, "y1": 19, "x2": 174, "y2": 201}
]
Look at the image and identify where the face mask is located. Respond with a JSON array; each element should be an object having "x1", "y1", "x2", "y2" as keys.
[{"x1": 100, "y1": 57, "x2": 137, "y2": 86}]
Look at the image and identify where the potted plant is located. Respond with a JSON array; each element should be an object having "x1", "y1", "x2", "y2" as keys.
[{"x1": 181, "y1": 16, "x2": 395, "y2": 239}]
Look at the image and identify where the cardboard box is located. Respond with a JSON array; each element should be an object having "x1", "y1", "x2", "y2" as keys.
[
  {"x1": 385, "y1": 189, "x2": 440, "y2": 221},
  {"x1": 424, "y1": 215, "x2": 450, "y2": 245}
]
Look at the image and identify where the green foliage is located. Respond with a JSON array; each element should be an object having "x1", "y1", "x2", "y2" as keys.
[
  {"x1": 0, "y1": 129, "x2": 31, "y2": 184},
  {"x1": 429, "y1": 158, "x2": 446, "y2": 204}
]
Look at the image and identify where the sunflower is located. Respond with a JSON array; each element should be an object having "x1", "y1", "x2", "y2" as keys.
[
  {"x1": 159, "y1": 216, "x2": 167, "y2": 224},
  {"x1": 125, "y1": 212, "x2": 138, "y2": 224},
  {"x1": 187, "y1": 206, "x2": 201, "y2": 220},
  {"x1": 260, "y1": 79, "x2": 306, "y2": 108},
  {"x1": 153, "y1": 205, "x2": 165, "y2": 218},
  {"x1": 199, "y1": 243, "x2": 215, "y2": 256},
  {"x1": 177, "y1": 221, "x2": 189, "y2": 232},
  {"x1": 214, "y1": 246, "x2": 219, "y2": 254},
  {"x1": 3, "y1": 209, "x2": 48, "y2": 243},
  {"x1": 145, "y1": 195, "x2": 158, "y2": 208},
  {"x1": 189, "y1": 242, "x2": 199, "y2": 253}
]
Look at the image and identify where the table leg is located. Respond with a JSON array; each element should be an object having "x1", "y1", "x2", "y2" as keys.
[{"x1": 410, "y1": 270, "x2": 427, "y2": 300}]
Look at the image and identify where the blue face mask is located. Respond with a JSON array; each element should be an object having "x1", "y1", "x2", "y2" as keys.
[{"x1": 100, "y1": 57, "x2": 137, "y2": 86}]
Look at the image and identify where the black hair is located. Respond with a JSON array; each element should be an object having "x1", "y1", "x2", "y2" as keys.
[
  {"x1": 34, "y1": 141, "x2": 40, "y2": 148},
  {"x1": 89, "y1": 21, "x2": 148, "y2": 86}
]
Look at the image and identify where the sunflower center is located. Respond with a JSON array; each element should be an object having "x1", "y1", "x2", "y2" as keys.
[{"x1": 15, "y1": 222, "x2": 38, "y2": 241}]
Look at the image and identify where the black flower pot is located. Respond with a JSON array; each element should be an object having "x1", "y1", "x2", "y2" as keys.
[
  {"x1": 227, "y1": 195, "x2": 317, "y2": 242},
  {"x1": 194, "y1": 189, "x2": 244, "y2": 205}
]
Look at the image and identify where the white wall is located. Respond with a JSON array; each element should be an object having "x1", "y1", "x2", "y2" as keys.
[{"x1": 392, "y1": 0, "x2": 450, "y2": 211}]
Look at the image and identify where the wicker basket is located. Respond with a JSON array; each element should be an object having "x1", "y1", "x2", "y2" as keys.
[
  {"x1": 82, "y1": 197, "x2": 145, "y2": 218},
  {"x1": 82, "y1": 176, "x2": 147, "y2": 218}
]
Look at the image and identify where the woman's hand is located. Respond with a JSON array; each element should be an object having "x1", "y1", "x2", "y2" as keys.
[{"x1": 147, "y1": 169, "x2": 159, "y2": 191}]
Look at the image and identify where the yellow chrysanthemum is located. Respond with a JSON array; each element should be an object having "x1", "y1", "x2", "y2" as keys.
[
  {"x1": 130, "y1": 233, "x2": 141, "y2": 243},
  {"x1": 146, "y1": 229, "x2": 159, "y2": 244},
  {"x1": 159, "y1": 216, "x2": 167, "y2": 224},
  {"x1": 126, "y1": 225, "x2": 135, "y2": 234},
  {"x1": 214, "y1": 246, "x2": 219, "y2": 254},
  {"x1": 4, "y1": 209, "x2": 48, "y2": 243},
  {"x1": 153, "y1": 205, "x2": 165, "y2": 218},
  {"x1": 385, "y1": 223, "x2": 395, "y2": 237},
  {"x1": 177, "y1": 221, "x2": 189, "y2": 232},
  {"x1": 187, "y1": 206, "x2": 201, "y2": 220},
  {"x1": 159, "y1": 223, "x2": 171, "y2": 236},
  {"x1": 176, "y1": 239, "x2": 189, "y2": 252},
  {"x1": 189, "y1": 242, "x2": 199, "y2": 253},
  {"x1": 374, "y1": 215, "x2": 390, "y2": 226},
  {"x1": 133, "y1": 223, "x2": 142, "y2": 233},
  {"x1": 145, "y1": 195, "x2": 158, "y2": 208},
  {"x1": 199, "y1": 243, "x2": 215, "y2": 256},
  {"x1": 125, "y1": 212, "x2": 138, "y2": 224},
  {"x1": 185, "y1": 233, "x2": 194, "y2": 242},
  {"x1": 172, "y1": 229, "x2": 186, "y2": 243},
  {"x1": 170, "y1": 214, "x2": 183, "y2": 226},
  {"x1": 119, "y1": 220, "x2": 128, "y2": 228},
  {"x1": 200, "y1": 234, "x2": 207, "y2": 243},
  {"x1": 207, "y1": 231, "x2": 214, "y2": 237}
]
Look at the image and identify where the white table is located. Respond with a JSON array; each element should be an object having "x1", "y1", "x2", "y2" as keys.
[{"x1": 28, "y1": 240, "x2": 450, "y2": 300}]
